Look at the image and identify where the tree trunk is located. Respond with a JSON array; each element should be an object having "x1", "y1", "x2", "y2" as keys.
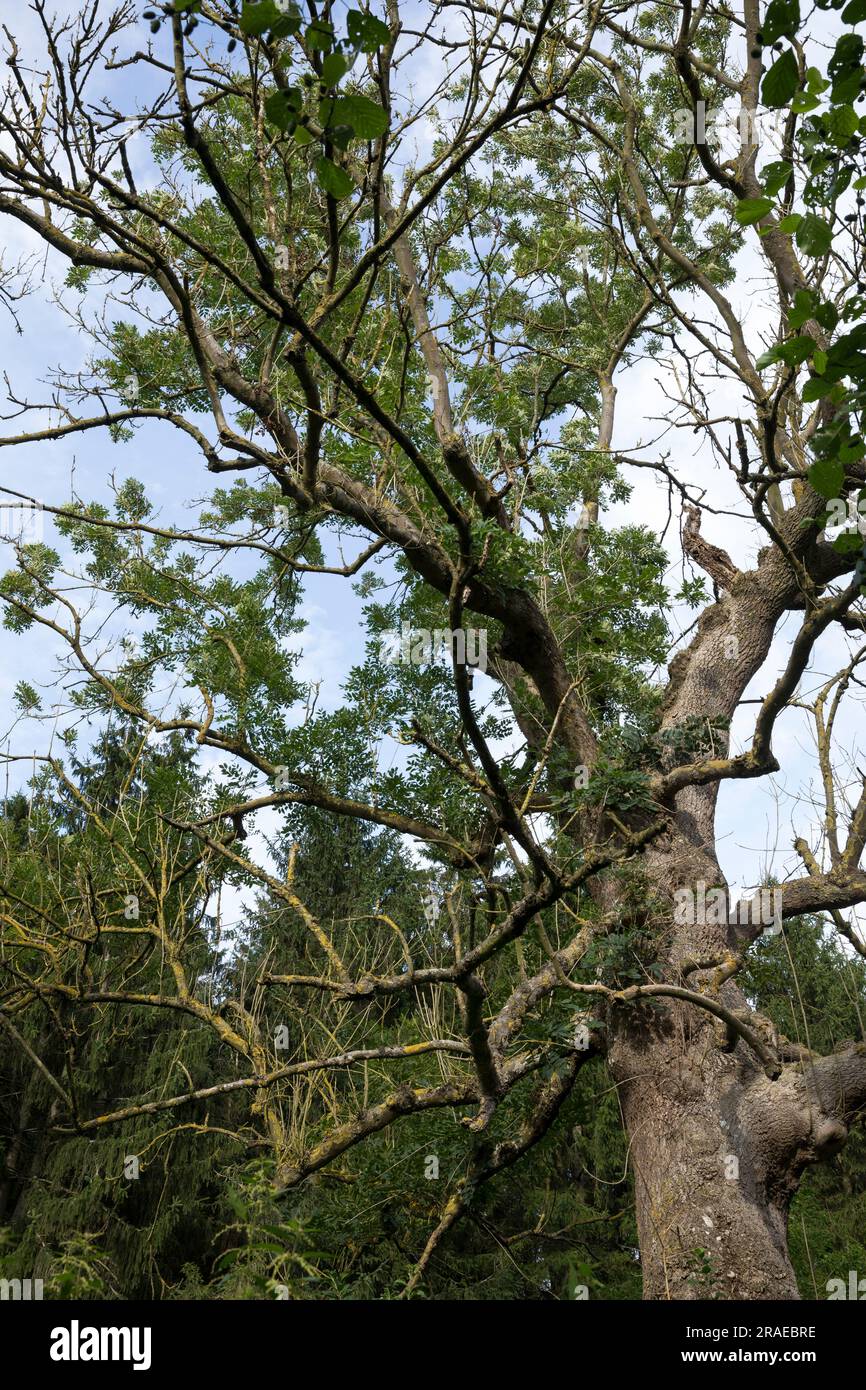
[
  {"x1": 606, "y1": 829, "x2": 855, "y2": 1299},
  {"x1": 611, "y1": 1005, "x2": 801, "y2": 1299}
]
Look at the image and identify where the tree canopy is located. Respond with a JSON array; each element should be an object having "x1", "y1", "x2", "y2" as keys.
[{"x1": 0, "y1": 0, "x2": 865, "y2": 1301}]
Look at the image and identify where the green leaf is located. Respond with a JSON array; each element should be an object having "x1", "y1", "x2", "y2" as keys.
[
  {"x1": 805, "y1": 66, "x2": 830, "y2": 95},
  {"x1": 802, "y1": 376, "x2": 836, "y2": 401},
  {"x1": 756, "y1": 335, "x2": 817, "y2": 369},
  {"x1": 315, "y1": 155, "x2": 354, "y2": 199},
  {"x1": 831, "y1": 164, "x2": 854, "y2": 200},
  {"x1": 238, "y1": 1, "x2": 301, "y2": 37},
  {"x1": 271, "y1": 7, "x2": 302, "y2": 38},
  {"x1": 796, "y1": 213, "x2": 832, "y2": 257},
  {"x1": 813, "y1": 348, "x2": 828, "y2": 374},
  {"x1": 842, "y1": 0, "x2": 866, "y2": 19},
  {"x1": 829, "y1": 33, "x2": 864, "y2": 103},
  {"x1": 264, "y1": 87, "x2": 303, "y2": 131},
  {"x1": 784, "y1": 335, "x2": 820, "y2": 365},
  {"x1": 320, "y1": 50, "x2": 350, "y2": 86},
  {"x1": 788, "y1": 289, "x2": 816, "y2": 329},
  {"x1": 825, "y1": 103, "x2": 859, "y2": 145},
  {"x1": 777, "y1": 213, "x2": 802, "y2": 232},
  {"x1": 815, "y1": 300, "x2": 840, "y2": 332},
  {"x1": 306, "y1": 20, "x2": 335, "y2": 51},
  {"x1": 761, "y1": 0, "x2": 800, "y2": 44},
  {"x1": 761, "y1": 160, "x2": 793, "y2": 197},
  {"x1": 328, "y1": 124, "x2": 354, "y2": 152},
  {"x1": 347, "y1": 10, "x2": 391, "y2": 53},
  {"x1": 239, "y1": 2, "x2": 280, "y2": 36},
  {"x1": 735, "y1": 196, "x2": 773, "y2": 225},
  {"x1": 756, "y1": 347, "x2": 780, "y2": 369},
  {"x1": 841, "y1": 443, "x2": 866, "y2": 467},
  {"x1": 808, "y1": 458, "x2": 845, "y2": 499},
  {"x1": 762, "y1": 48, "x2": 799, "y2": 107},
  {"x1": 13, "y1": 680, "x2": 42, "y2": 714},
  {"x1": 832, "y1": 528, "x2": 863, "y2": 555},
  {"x1": 331, "y1": 93, "x2": 389, "y2": 139}
]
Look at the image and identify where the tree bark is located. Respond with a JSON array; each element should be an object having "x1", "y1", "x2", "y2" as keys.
[{"x1": 613, "y1": 994, "x2": 865, "y2": 1297}]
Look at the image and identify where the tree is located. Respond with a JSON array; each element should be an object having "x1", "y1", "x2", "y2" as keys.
[
  {"x1": 0, "y1": 0, "x2": 865, "y2": 1300},
  {"x1": 0, "y1": 728, "x2": 252, "y2": 1298}
]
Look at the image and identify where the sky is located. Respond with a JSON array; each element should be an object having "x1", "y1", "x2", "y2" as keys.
[{"x1": 0, "y1": 1, "x2": 862, "y2": 943}]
